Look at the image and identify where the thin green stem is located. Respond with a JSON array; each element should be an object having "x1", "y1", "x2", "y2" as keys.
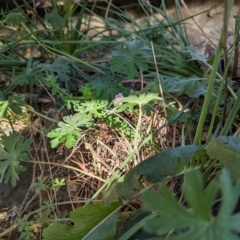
[
  {"x1": 194, "y1": 35, "x2": 223, "y2": 145},
  {"x1": 220, "y1": 92, "x2": 240, "y2": 135}
]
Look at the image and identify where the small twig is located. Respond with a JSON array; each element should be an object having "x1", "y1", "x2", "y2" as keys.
[
  {"x1": 179, "y1": 0, "x2": 217, "y2": 48},
  {"x1": 62, "y1": 138, "x2": 82, "y2": 165},
  {"x1": 85, "y1": 143, "x2": 112, "y2": 172},
  {"x1": 222, "y1": 0, "x2": 230, "y2": 125},
  {"x1": 140, "y1": 69, "x2": 144, "y2": 90},
  {"x1": 121, "y1": 79, "x2": 148, "y2": 85},
  {"x1": 30, "y1": 159, "x2": 106, "y2": 182},
  {"x1": 38, "y1": 80, "x2": 56, "y2": 104},
  {"x1": 105, "y1": 0, "x2": 113, "y2": 19},
  {"x1": 150, "y1": 41, "x2": 167, "y2": 120},
  {"x1": 71, "y1": 156, "x2": 95, "y2": 175}
]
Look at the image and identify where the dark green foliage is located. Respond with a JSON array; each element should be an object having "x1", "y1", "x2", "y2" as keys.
[
  {"x1": 207, "y1": 136, "x2": 240, "y2": 180},
  {"x1": 115, "y1": 209, "x2": 155, "y2": 240},
  {"x1": 109, "y1": 40, "x2": 151, "y2": 79},
  {"x1": 43, "y1": 202, "x2": 121, "y2": 240},
  {"x1": 161, "y1": 75, "x2": 206, "y2": 98},
  {"x1": 89, "y1": 74, "x2": 127, "y2": 100},
  {"x1": 142, "y1": 169, "x2": 240, "y2": 240},
  {"x1": 0, "y1": 131, "x2": 32, "y2": 186}
]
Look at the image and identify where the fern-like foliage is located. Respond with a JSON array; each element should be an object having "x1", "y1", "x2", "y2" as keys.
[
  {"x1": 12, "y1": 60, "x2": 45, "y2": 86},
  {"x1": 42, "y1": 75, "x2": 69, "y2": 99},
  {"x1": 40, "y1": 57, "x2": 70, "y2": 84},
  {"x1": 74, "y1": 99, "x2": 108, "y2": 118},
  {"x1": 11, "y1": 57, "x2": 72, "y2": 93},
  {"x1": 0, "y1": 131, "x2": 32, "y2": 186},
  {"x1": 104, "y1": 114, "x2": 135, "y2": 138}
]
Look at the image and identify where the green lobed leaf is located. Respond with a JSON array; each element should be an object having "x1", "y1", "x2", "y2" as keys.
[
  {"x1": 65, "y1": 134, "x2": 77, "y2": 148},
  {"x1": 30, "y1": 176, "x2": 48, "y2": 194},
  {"x1": 89, "y1": 74, "x2": 127, "y2": 100},
  {"x1": 182, "y1": 169, "x2": 218, "y2": 220},
  {"x1": 114, "y1": 92, "x2": 162, "y2": 113},
  {"x1": 41, "y1": 57, "x2": 70, "y2": 83},
  {"x1": 109, "y1": 40, "x2": 151, "y2": 79},
  {"x1": 142, "y1": 169, "x2": 240, "y2": 240},
  {"x1": 0, "y1": 131, "x2": 31, "y2": 186},
  {"x1": 12, "y1": 61, "x2": 45, "y2": 86},
  {"x1": 102, "y1": 145, "x2": 204, "y2": 204},
  {"x1": 76, "y1": 100, "x2": 108, "y2": 118},
  {"x1": 216, "y1": 169, "x2": 240, "y2": 221},
  {"x1": 47, "y1": 113, "x2": 92, "y2": 148}
]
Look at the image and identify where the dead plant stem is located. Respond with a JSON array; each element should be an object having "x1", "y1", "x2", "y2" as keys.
[
  {"x1": 150, "y1": 41, "x2": 167, "y2": 119},
  {"x1": 85, "y1": 143, "x2": 112, "y2": 172},
  {"x1": 105, "y1": 0, "x2": 113, "y2": 19},
  {"x1": 179, "y1": 0, "x2": 217, "y2": 48}
]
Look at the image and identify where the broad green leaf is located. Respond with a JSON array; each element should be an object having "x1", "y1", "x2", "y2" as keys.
[
  {"x1": 43, "y1": 202, "x2": 121, "y2": 240},
  {"x1": 109, "y1": 40, "x2": 151, "y2": 79},
  {"x1": 161, "y1": 76, "x2": 206, "y2": 98},
  {"x1": 206, "y1": 136, "x2": 240, "y2": 180},
  {"x1": 0, "y1": 131, "x2": 32, "y2": 186},
  {"x1": 142, "y1": 169, "x2": 240, "y2": 240},
  {"x1": 102, "y1": 145, "x2": 204, "y2": 204},
  {"x1": 43, "y1": 223, "x2": 81, "y2": 240},
  {"x1": 82, "y1": 209, "x2": 120, "y2": 240}
]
